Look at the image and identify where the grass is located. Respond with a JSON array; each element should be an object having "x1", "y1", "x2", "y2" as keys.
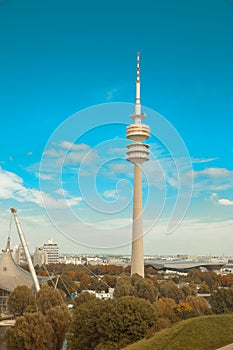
[{"x1": 122, "y1": 314, "x2": 233, "y2": 350}]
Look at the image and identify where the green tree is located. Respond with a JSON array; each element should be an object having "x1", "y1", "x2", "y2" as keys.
[
  {"x1": 36, "y1": 286, "x2": 64, "y2": 315},
  {"x1": 46, "y1": 305, "x2": 71, "y2": 350},
  {"x1": 68, "y1": 299, "x2": 110, "y2": 350},
  {"x1": 5, "y1": 312, "x2": 52, "y2": 350},
  {"x1": 68, "y1": 296, "x2": 155, "y2": 350},
  {"x1": 7, "y1": 285, "x2": 35, "y2": 316},
  {"x1": 107, "y1": 296, "x2": 155, "y2": 347}
]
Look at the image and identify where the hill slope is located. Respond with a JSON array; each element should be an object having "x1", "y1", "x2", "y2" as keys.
[{"x1": 122, "y1": 315, "x2": 233, "y2": 350}]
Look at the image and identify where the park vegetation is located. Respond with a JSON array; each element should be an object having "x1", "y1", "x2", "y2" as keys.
[{"x1": 3, "y1": 263, "x2": 233, "y2": 350}]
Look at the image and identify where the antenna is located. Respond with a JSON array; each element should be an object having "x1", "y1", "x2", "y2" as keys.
[{"x1": 135, "y1": 51, "x2": 141, "y2": 115}]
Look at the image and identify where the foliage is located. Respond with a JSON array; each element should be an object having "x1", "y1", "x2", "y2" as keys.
[
  {"x1": 114, "y1": 274, "x2": 158, "y2": 302},
  {"x1": 131, "y1": 274, "x2": 158, "y2": 303},
  {"x1": 210, "y1": 287, "x2": 233, "y2": 314},
  {"x1": 176, "y1": 301, "x2": 192, "y2": 319},
  {"x1": 186, "y1": 295, "x2": 211, "y2": 317},
  {"x1": 46, "y1": 305, "x2": 72, "y2": 350},
  {"x1": 159, "y1": 281, "x2": 184, "y2": 303},
  {"x1": 153, "y1": 297, "x2": 178, "y2": 323},
  {"x1": 36, "y1": 286, "x2": 64, "y2": 314},
  {"x1": 68, "y1": 299, "x2": 110, "y2": 350},
  {"x1": 74, "y1": 291, "x2": 97, "y2": 307},
  {"x1": 107, "y1": 296, "x2": 155, "y2": 347},
  {"x1": 68, "y1": 296, "x2": 155, "y2": 350},
  {"x1": 5, "y1": 312, "x2": 53, "y2": 350},
  {"x1": 113, "y1": 275, "x2": 134, "y2": 298},
  {"x1": 122, "y1": 315, "x2": 233, "y2": 350},
  {"x1": 7, "y1": 285, "x2": 35, "y2": 315}
]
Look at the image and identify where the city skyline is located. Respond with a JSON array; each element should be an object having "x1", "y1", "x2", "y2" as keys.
[{"x1": 0, "y1": 0, "x2": 232, "y2": 255}]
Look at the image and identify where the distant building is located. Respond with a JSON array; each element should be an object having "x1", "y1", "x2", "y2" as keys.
[
  {"x1": 42, "y1": 238, "x2": 59, "y2": 264},
  {"x1": 33, "y1": 247, "x2": 48, "y2": 266},
  {"x1": 14, "y1": 244, "x2": 28, "y2": 265}
]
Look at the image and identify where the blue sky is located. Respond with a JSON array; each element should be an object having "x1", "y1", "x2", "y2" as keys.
[{"x1": 0, "y1": 0, "x2": 232, "y2": 255}]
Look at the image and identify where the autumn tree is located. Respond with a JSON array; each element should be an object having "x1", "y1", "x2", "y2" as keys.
[
  {"x1": 159, "y1": 281, "x2": 185, "y2": 303},
  {"x1": 114, "y1": 274, "x2": 158, "y2": 302},
  {"x1": 74, "y1": 291, "x2": 97, "y2": 307},
  {"x1": 176, "y1": 302, "x2": 192, "y2": 319},
  {"x1": 113, "y1": 275, "x2": 134, "y2": 298},
  {"x1": 7, "y1": 286, "x2": 36, "y2": 316},
  {"x1": 186, "y1": 295, "x2": 211, "y2": 317},
  {"x1": 132, "y1": 274, "x2": 158, "y2": 303},
  {"x1": 46, "y1": 305, "x2": 71, "y2": 350},
  {"x1": 210, "y1": 288, "x2": 233, "y2": 314},
  {"x1": 153, "y1": 297, "x2": 178, "y2": 323},
  {"x1": 5, "y1": 312, "x2": 52, "y2": 350},
  {"x1": 36, "y1": 286, "x2": 64, "y2": 315}
]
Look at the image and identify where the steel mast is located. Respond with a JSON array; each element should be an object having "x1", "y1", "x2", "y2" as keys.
[{"x1": 10, "y1": 208, "x2": 40, "y2": 292}]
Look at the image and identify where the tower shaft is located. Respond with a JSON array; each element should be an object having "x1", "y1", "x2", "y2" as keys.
[{"x1": 131, "y1": 163, "x2": 144, "y2": 277}]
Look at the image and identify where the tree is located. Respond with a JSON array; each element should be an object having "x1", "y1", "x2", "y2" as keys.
[
  {"x1": 176, "y1": 301, "x2": 192, "y2": 319},
  {"x1": 36, "y1": 286, "x2": 64, "y2": 315},
  {"x1": 5, "y1": 312, "x2": 52, "y2": 350},
  {"x1": 107, "y1": 296, "x2": 155, "y2": 347},
  {"x1": 159, "y1": 281, "x2": 185, "y2": 303},
  {"x1": 46, "y1": 305, "x2": 71, "y2": 350},
  {"x1": 113, "y1": 275, "x2": 134, "y2": 298},
  {"x1": 198, "y1": 281, "x2": 210, "y2": 294},
  {"x1": 74, "y1": 291, "x2": 97, "y2": 307},
  {"x1": 186, "y1": 295, "x2": 211, "y2": 317},
  {"x1": 68, "y1": 296, "x2": 155, "y2": 350},
  {"x1": 7, "y1": 286, "x2": 35, "y2": 316},
  {"x1": 153, "y1": 297, "x2": 178, "y2": 323},
  {"x1": 68, "y1": 299, "x2": 110, "y2": 350},
  {"x1": 210, "y1": 288, "x2": 233, "y2": 314},
  {"x1": 132, "y1": 274, "x2": 158, "y2": 303}
]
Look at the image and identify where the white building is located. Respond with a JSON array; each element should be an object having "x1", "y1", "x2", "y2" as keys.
[
  {"x1": 33, "y1": 247, "x2": 48, "y2": 266},
  {"x1": 42, "y1": 238, "x2": 59, "y2": 264},
  {"x1": 14, "y1": 244, "x2": 27, "y2": 265}
]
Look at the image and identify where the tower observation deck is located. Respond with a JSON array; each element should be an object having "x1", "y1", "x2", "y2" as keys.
[{"x1": 126, "y1": 52, "x2": 150, "y2": 278}]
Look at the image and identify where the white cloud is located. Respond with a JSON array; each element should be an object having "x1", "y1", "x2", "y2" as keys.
[
  {"x1": 192, "y1": 167, "x2": 233, "y2": 192},
  {"x1": 103, "y1": 190, "x2": 118, "y2": 199},
  {"x1": 192, "y1": 157, "x2": 217, "y2": 164},
  {"x1": 59, "y1": 141, "x2": 91, "y2": 152},
  {"x1": 0, "y1": 167, "x2": 82, "y2": 209},
  {"x1": 218, "y1": 198, "x2": 233, "y2": 206}
]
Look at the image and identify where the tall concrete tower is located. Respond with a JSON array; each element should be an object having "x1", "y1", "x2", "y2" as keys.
[{"x1": 126, "y1": 52, "x2": 150, "y2": 278}]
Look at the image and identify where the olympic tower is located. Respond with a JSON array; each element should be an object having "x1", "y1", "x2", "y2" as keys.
[{"x1": 126, "y1": 52, "x2": 150, "y2": 278}]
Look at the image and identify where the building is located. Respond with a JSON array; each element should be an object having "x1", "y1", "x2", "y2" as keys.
[
  {"x1": 126, "y1": 52, "x2": 150, "y2": 277},
  {"x1": 42, "y1": 238, "x2": 59, "y2": 264},
  {"x1": 33, "y1": 247, "x2": 48, "y2": 266},
  {"x1": 14, "y1": 244, "x2": 28, "y2": 265}
]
